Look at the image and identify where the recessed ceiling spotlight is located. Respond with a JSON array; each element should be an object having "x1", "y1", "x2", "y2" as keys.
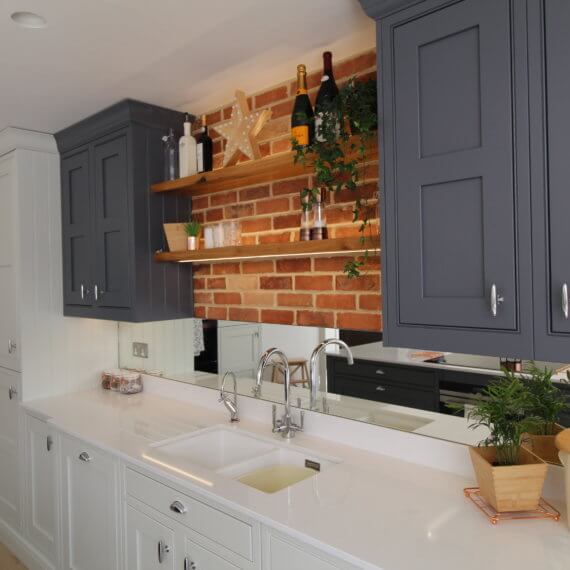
[{"x1": 10, "y1": 11, "x2": 47, "y2": 29}]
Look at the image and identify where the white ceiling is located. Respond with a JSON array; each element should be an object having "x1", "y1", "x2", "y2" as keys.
[{"x1": 0, "y1": 0, "x2": 374, "y2": 134}]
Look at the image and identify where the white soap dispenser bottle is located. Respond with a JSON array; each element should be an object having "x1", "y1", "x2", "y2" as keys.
[{"x1": 179, "y1": 113, "x2": 197, "y2": 177}]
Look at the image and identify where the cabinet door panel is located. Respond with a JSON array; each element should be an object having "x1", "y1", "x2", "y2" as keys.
[
  {"x1": 126, "y1": 506, "x2": 175, "y2": 570},
  {"x1": 0, "y1": 156, "x2": 20, "y2": 371},
  {"x1": 92, "y1": 133, "x2": 131, "y2": 309},
  {"x1": 25, "y1": 415, "x2": 58, "y2": 565},
  {"x1": 0, "y1": 367, "x2": 21, "y2": 529},
  {"x1": 393, "y1": 0, "x2": 517, "y2": 330},
  {"x1": 61, "y1": 436, "x2": 120, "y2": 570},
  {"x1": 544, "y1": 0, "x2": 570, "y2": 336},
  {"x1": 61, "y1": 149, "x2": 93, "y2": 307},
  {"x1": 182, "y1": 535, "x2": 239, "y2": 570}
]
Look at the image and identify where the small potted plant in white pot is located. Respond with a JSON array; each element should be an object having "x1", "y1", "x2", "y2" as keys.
[
  {"x1": 467, "y1": 372, "x2": 547, "y2": 512},
  {"x1": 520, "y1": 363, "x2": 567, "y2": 465},
  {"x1": 184, "y1": 219, "x2": 201, "y2": 251}
]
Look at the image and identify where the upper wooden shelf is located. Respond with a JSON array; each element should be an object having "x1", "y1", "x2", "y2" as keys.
[
  {"x1": 154, "y1": 235, "x2": 380, "y2": 264},
  {"x1": 151, "y1": 138, "x2": 378, "y2": 198}
]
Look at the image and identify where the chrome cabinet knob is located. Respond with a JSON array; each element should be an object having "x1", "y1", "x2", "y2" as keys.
[
  {"x1": 376, "y1": 385, "x2": 387, "y2": 392},
  {"x1": 375, "y1": 369, "x2": 385, "y2": 375},
  {"x1": 8, "y1": 386, "x2": 17, "y2": 400},
  {"x1": 562, "y1": 283, "x2": 569, "y2": 319},
  {"x1": 157, "y1": 540, "x2": 170, "y2": 563},
  {"x1": 169, "y1": 500, "x2": 187, "y2": 514},
  {"x1": 47, "y1": 436, "x2": 53, "y2": 452},
  {"x1": 184, "y1": 557, "x2": 197, "y2": 570},
  {"x1": 78, "y1": 451, "x2": 92, "y2": 462},
  {"x1": 490, "y1": 284, "x2": 504, "y2": 318},
  {"x1": 7, "y1": 339, "x2": 16, "y2": 354}
]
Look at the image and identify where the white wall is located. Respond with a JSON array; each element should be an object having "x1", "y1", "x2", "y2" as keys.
[{"x1": 259, "y1": 323, "x2": 325, "y2": 363}]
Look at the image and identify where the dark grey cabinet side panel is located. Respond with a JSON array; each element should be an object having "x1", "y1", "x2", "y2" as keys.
[
  {"x1": 530, "y1": 0, "x2": 570, "y2": 360},
  {"x1": 61, "y1": 148, "x2": 93, "y2": 308},
  {"x1": 379, "y1": 0, "x2": 534, "y2": 357},
  {"x1": 92, "y1": 132, "x2": 132, "y2": 309}
]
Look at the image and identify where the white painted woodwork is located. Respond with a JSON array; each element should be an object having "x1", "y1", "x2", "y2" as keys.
[
  {"x1": 262, "y1": 528, "x2": 357, "y2": 570},
  {"x1": 181, "y1": 532, "x2": 240, "y2": 570},
  {"x1": 60, "y1": 434, "x2": 121, "y2": 570},
  {"x1": 0, "y1": 130, "x2": 118, "y2": 402},
  {"x1": 0, "y1": 154, "x2": 21, "y2": 372},
  {"x1": 218, "y1": 322, "x2": 261, "y2": 377},
  {"x1": 23, "y1": 414, "x2": 59, "y2": 567},
  {"x1": 126, "y1": 505, "x2": 176, "y2": 570},
  {"x1": 0, "y1": 367, "x2": 21, "y2": 530}
]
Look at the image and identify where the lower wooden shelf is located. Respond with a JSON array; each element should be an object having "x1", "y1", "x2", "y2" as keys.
[{"x1": 154, "y1": 235, "x2": 380, "y2": 264}]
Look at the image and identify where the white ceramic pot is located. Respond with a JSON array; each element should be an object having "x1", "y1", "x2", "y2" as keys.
[{"x1": 187, "y1": 236, "x2": 198, "y2": 251}]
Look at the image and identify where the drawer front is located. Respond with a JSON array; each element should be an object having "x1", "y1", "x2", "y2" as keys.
[
  {"x1": 126, "y1": 468, "x2": 254, "y2": 562},
  {"x1": 335, "y1": 375, "x2": 437, "y2": 411},
  {"x1": 183, "y1": 535, "x2": 240, "y2": 570},
  {"x1": 331, "y1": 358, "x2": 438, "y2": 389}
]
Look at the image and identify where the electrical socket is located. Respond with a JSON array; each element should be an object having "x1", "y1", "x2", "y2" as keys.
[{"x1": 132, "y1": 342, "x2": 149, "y2": 359}]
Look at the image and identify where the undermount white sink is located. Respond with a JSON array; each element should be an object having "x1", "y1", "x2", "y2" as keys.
[{"x1": 147, "y1": 425, "x2": 340, "y2": 493}]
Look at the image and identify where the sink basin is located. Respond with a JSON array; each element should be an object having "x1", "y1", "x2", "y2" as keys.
[
  {"x1": 236, "y1": 465, "x2": 317, "y2": 494},
  {"x1": 358, "y1": 410, "x2": 433, "y2": 431},
  {"x1": 148, "y1": 425, "x2": 341, "y2": 494},
  {"x1": 149, "y1": 426, "x2": 275, "y2": 470},
  {"x1": 219, "y1": 447, "x2": 339, "y2": 493}
]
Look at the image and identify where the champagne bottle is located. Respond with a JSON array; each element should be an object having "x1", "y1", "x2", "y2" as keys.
[
  {"x1": 291, "y1": 64, "x2": 314, "y2": 147},
  {"x1": 315, "y1": 51, "x2": 339, "y2": 142},
  {"x1": 196, "y1": 114, "x2": 213, "y2": 173}
]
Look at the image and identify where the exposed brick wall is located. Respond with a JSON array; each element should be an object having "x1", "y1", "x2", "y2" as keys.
[{"x1": 191, "y1": 48, "x2": 381, "y2": 332}]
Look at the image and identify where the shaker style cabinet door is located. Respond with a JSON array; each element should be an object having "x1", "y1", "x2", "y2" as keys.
[
  {"x1": 60, "y1": 435, "x2": 121, "y2": 570},
  {"x1": 61, "y1": 148, "x2": 93, "y2": 308},
  {"x1": 532, "y1": 0, "x2": 570, "y2": 359},
  {"x1": 24, "y1": 415, "x2": 59, "y2": 566},
  {"x1": 0, "y1": 368, "x2": 21, "y2": 530},
  {"x1": 381, "y1": 0, "x2": 533, "y2": 356},
  {"x1": 0, "y1": 155, "x2": 21, "y2": 372},
  {"x1": 92, "y1": 133, "x2": 132, "y2": 309},
  {"x1": 126, "y1": 506, "x2": 176, "y2": 570}
]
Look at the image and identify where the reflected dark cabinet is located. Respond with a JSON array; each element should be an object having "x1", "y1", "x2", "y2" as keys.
[{"x1": 57, "y1": 99, "x2": 193, "y2": 322}]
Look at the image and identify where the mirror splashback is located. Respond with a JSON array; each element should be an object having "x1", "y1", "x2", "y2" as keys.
[{"x1": 118, "y1": 319, "x2": 570, "y2": 447}]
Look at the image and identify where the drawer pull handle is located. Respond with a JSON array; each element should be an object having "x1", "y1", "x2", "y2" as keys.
[
  {"x1": 78, "y1": 451, "x2": 92, "y2": 462},
  {"x1": 46, "y1": 436, "x2": 53, "y2": 452},
  {"x1": 184, "y1": 557, "x2": 197, "y2": 570},
  {"x1": 375, "y1": 369, "x2": 385, "y2": 375},
  {"x1": 8, "y1": 386, "x2": 17, "y2": 400},
  {"x1": 563, "y1": 283, "x2": 569, "y2": 319},
  {"x1": 157, "y1": 540, "x2": 170, "y2": 564},
  {"x1": 169, "y1": 500, "x2": 187, "y2": 514},
  {"x1": 376, "y1": 385, "x2": 387, "y2": 392},
  {"x1": 8, "y1": 339, "x2": 16, "y2": 354}
]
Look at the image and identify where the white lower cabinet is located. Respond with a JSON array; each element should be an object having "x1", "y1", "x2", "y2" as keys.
[
  {"x1": 23, "y1": 414, "x2": 59, "y2": 567},
  {"x1": 126, "y1": 505, "x2": 176, "y2": 570},
  {"x1": 60, "y1": 434, "x2": 121, "y2": 570},
  {"x1": 0, "y1": 367, "x2": 21, "y2": 530},
  {"x1": 262, "y1": 528, "x2": 359, "y2": 570}
]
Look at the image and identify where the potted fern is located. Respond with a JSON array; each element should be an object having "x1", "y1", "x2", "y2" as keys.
[
  {"x1": 520, "y1": 363, "x2": 567, "y2": 465},
  {"x1": 184, "y1": 219, "x2": 201, "y2": 251},
  {"x1": 467, "y1": 371, "x2": 547, "y2": 512}
]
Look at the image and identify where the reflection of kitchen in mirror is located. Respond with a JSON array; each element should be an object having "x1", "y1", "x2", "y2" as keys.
[{"x1": 118, "y1": 317, "x2": 570, "y2": 447}]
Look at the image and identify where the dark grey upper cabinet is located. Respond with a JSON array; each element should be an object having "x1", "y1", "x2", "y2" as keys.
[
  {"x1": 57, "y1": 99, "x2": 193, "y2": 322},
  {"x1": 529, "y1": 0, "x2": 570, "y2": 360},
  {"x1": 375, "y1": 0, "x2": 534, "y2": 357}
]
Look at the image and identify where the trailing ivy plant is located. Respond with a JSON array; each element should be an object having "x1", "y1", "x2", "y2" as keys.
[{"x1": 292, "y1": 76, "x2": 378, "y2": 279}]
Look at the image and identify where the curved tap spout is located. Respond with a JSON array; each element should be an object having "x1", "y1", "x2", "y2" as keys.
[
  {"x1": 219, "y1": 371, "x2": 239, "y2": 422},
  {"x1": 309, "y1": 339, "x2": 354, "y2": 411}
]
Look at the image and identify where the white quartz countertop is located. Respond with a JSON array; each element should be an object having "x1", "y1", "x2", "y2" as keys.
[{"x1": 23, "y1": 389, "x2": 570, "y2": 570}]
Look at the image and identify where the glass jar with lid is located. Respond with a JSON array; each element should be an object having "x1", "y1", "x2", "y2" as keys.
[{"x1": 119, "y1": 371, "x2": 143, "y2": 395}]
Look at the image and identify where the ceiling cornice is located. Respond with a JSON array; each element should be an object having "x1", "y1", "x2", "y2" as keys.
[
  {"x1": 0, "y1": 127, "x2": 58, "y2": 157},
  {"x1": 357, "y1": 0, "x2": 426, "y2": 19}
]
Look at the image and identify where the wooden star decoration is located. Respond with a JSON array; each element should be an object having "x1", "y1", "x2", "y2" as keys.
[{"x1": 215, "y1": 90, "x2": 272, "y2": 167}]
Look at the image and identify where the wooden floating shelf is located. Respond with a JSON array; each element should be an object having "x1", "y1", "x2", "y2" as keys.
[
  {"x1": 151, "y1": 138, "x2": 378, "y2": 198},
  {"x1": 154, "y1": 235, "x2": 380, "y2": 264}
]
